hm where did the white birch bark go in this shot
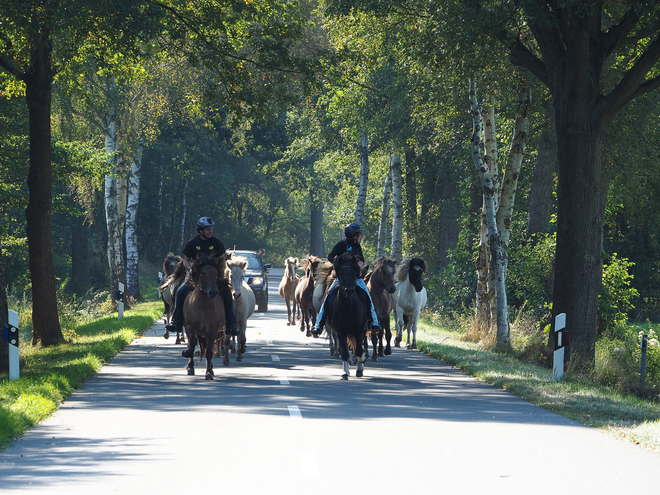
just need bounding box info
[125,144,143,299]
[483,106,498,327]
[178,180,189,252]
[355,134,369,227]
[390,154,403,262]
[104,105,125,302]
[470,80,509,348]
[377,159,393,257]
[497,80,531,251]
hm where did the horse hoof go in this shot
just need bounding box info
[164,331,170,339]
[175,337,181,344]
[341,374,348,380]
[287,322,291,326]
[356,370,364,378]
[411,343,417,350]
[187,369,195,376]
[384,347,391,356]
[237,355,243,362]
[205,374,214,380]
[371,355,378,362]
[182,349,194,358]
[394,342,401,348]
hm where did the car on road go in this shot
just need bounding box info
[229,250,272,312]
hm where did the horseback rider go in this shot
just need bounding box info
[165,217,239,337]
[311,223,381,337]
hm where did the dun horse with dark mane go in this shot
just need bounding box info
[324,253,371,380]
[365,256,397,359]
[181,253,229,379]
[158,253,186,344]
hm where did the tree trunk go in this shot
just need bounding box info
[404,148,418,253]
[470,80,510,348]
[377,159,392,257]
[178,180,189,253]
[310,198,325,256]
[437,168,461,271]
[25,40,62,346]
[552,103,608,367]
[125,145,143,300]
[0,258,8,368]
[527,112,557,237]
[70,216,90,294]
[355,134,369,227]
[390,154,403,262]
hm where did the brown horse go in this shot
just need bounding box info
[365,256,397,360]
[295,255,322,336]
[181,253,228,380]
[278,257,300,326]
[158,253,186,344]
[313,260,338,357]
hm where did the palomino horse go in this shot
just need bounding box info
[158,253,186,344]
[393,257,428,350]
[278,257,299,326]
[365,256,397,359]
[225,254,256,363]
[182,253,228,379]
[295,255,322,336]
[324,253,371,380]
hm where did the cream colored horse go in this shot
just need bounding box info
[225,255,256,362]
[278,257,300,326]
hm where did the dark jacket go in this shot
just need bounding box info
[327,237,363,263]
[183,236,226,261]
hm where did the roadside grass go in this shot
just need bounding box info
[0,301,162,449]
[415,319,660,453]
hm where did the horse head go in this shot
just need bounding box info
[191,253,223,299]
[227,256,248,300]
[372,256,397,294]
[399,257,427,293]
[285,257,299,280]
[333,253,361,294]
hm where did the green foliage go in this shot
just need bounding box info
[598,254,639,333]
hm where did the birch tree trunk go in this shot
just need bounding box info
[178,180,189,253]
[104,106,125,304]
[377,159,393,257]
[470,80,510,348]
[355,134,369,227]
[390,154,403,262]
[125,144,143,300]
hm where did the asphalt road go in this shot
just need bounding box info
[0,267,659,494]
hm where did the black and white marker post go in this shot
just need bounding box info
[117,282,125,319]
[5,310,19,380]
[553,312,567,381]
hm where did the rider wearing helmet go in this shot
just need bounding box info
[165,217,239,338]
[310,223,381,337]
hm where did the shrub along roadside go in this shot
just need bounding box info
[0,302,161,449]
[415,320,660,453]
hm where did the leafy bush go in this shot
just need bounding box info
[598,254,639,333]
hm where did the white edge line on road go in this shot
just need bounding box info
[279,376,290,385]
[271,355,281,362]
[288,405,302,420]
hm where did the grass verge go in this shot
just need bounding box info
[415,320,660,453]
[0,301,161,449]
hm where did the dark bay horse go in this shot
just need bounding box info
[325,253,371,380]
[158,253,186,344]
[365,256,397,359]
[182,253,228,380]
[295,255,322,336]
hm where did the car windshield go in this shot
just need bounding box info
[236,253,261,270]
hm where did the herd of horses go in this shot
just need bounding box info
[158,251,427,381]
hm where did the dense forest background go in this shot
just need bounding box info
[2,1,660,373]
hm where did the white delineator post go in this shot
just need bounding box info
[7,310,19,381]
[118,282,125,319]
[553,313,567,381]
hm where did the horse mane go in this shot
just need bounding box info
[162,253,181,273]
[301,254,323,270]
[226,255,248,273]
[159,257,187,290]
[395,257,427,282]
[365,256,393,283]
[314,259,334,285]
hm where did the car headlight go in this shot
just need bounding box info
[246,276,264,287]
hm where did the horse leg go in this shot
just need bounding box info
[185,357,195,375]
[285,300,292,326]
[384,320,392,356]
[356,361,364,378]
[394,308,403,347]
[182,334,197,360]
[339,338,351,380]
[236,328,246,362]
[411,316,419,350]
[205,340,214,380]
[370,331,378,362]
[223,334,231,366]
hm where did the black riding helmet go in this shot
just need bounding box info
[197,217,215,232]
[344,223,362,238]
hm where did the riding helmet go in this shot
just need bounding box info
[196,217,215,231]
[344,223,362,238]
